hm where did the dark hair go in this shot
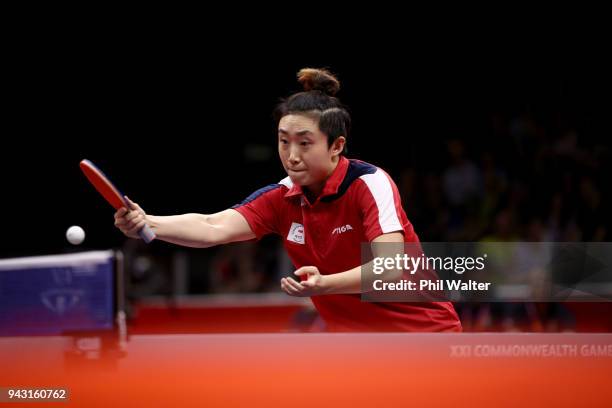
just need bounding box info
[274,68,351,154]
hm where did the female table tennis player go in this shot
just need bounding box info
[115,68,461,332]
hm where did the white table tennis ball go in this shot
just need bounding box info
[66,225,86,245]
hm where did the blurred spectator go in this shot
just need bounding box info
[443,139,482,207]
[208,241,265,293]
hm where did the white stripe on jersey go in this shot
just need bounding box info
[279,176,293,189]
[360,169,403,233]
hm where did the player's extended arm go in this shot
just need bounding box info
[115,197,255,248]
[281,232,405,296]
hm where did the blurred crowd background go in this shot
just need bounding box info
[3,44,609,332]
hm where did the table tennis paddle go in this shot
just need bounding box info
[80,159,156,243]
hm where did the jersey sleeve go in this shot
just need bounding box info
[231,184,283,239]
[355,169,406,242]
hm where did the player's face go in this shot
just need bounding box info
[278,114,344,195]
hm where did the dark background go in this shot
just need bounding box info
[2,34,609,257]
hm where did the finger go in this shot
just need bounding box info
[115,214,130,227]
[115,208,128,219]
[294,266,316,277]
[126,215,144,231]
[301,279,314,288]
[280,279,292,295]
[285,277,305,292]
[280,278,298,295]
[127,219,146,236]
[294,267,308,277]
[125,196,142,212]
[127,217,145,231]
[125,211,140,222]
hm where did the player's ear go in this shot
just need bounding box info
[331,136,346,156]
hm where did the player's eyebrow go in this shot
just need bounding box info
[278,129,313,137]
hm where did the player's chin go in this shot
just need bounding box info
[287,170,310,184]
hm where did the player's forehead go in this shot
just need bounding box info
[278,114,320,135]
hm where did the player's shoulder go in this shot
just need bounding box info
[322,159,390,202]
[345,159,396,190]
[339,159,378,187]
[232,177,292,209]
[342,159,400,200]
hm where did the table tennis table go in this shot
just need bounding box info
[1,332,611,407]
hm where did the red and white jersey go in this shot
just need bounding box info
[233,156,461,332]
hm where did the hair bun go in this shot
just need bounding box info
[297,68,340,96]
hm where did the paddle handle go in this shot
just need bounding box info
[138,224,156,243]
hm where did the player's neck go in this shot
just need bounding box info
[303,186,320,204]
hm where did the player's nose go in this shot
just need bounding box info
[288,146,301,164]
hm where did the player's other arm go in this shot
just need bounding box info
[114,197,255,248]
[281,232,404,296]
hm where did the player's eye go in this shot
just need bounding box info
[300,141,310,147]
[279,139,288,145]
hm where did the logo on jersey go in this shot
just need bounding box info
[287,222,305,244]
[332,224,353,235]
